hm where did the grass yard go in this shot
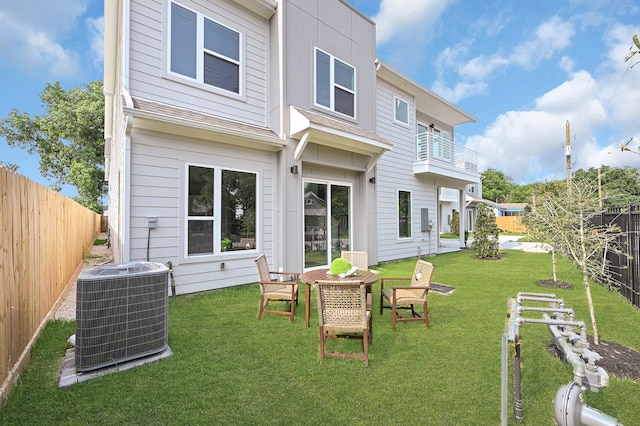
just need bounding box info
[1,250,639,425]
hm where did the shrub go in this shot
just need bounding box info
[471,203,500,259]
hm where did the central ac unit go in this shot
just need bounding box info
[75,262,169,372]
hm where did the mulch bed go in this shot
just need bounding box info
[548,337,640,381]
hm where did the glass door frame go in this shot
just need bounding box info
[302,178,353,270]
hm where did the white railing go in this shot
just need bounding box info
[416,132,478,173]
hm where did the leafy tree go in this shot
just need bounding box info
[523,178,626,345]
[0,81,105,213]
[471,203,500,259]
[0,161,19,172]
[574,166,640,207]
[481,168,515,203]
[451,209,460,235]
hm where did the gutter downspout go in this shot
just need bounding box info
[122,0,133,262]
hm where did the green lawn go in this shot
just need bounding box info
[2,250,639,425]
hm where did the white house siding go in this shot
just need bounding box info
[128,0,270,127]
[374,80,438,262]
[126,128,277,294]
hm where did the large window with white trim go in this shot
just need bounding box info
[314,48,356,118]
[398,190,412,239]
[170,2,242,94]
[187,165,256,256]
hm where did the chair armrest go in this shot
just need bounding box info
[259,280,298,286]
[390,285,429,290]
[380,278,411,290]
[269,271,300,282]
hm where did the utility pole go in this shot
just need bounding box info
[565,121,572,192]
[565,121,572,181]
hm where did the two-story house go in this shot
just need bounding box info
[104,0,478,294]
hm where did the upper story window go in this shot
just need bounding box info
[394,97,409,125]
[314,48,355,118]
[170,2,242,94]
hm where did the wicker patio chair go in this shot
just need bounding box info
[254,254,299,322]
[379,259,433,330]
[315,280,371,366]
[341,251,369,270]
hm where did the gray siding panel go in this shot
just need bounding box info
[127,127,276,294]
[128,0,269,127]
[375,80,438,262]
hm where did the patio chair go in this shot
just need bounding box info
[316,280,371,366]
[380,259,433,330]
[254,254,299,322]
[341,251,369,270]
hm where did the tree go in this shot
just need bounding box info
[451,209,460,235]
[481,168,515,203]
[0,162,19,172]
[523,178,626,345]
[574,166,640,207]
[471,203,500,259]
[0,81,105,213]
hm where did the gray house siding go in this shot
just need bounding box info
[375,81,438,262]
[128,0,270,127]
[105,0,475,295]
[126,128,277,294]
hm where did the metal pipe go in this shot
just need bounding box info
[513,336,523,422]
[516,305,575,321]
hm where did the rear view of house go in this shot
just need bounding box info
[104,0,478,294]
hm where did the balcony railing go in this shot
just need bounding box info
[416,132,478,173]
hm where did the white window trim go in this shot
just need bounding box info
[397,189,412,240]
[167,1,244,98]
[183,163,259,260]
[313,47,356,119]
[394,96,409,125]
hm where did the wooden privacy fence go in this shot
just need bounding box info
[0,167,101,402]
[496,216,526,233]
[597,205,640,309]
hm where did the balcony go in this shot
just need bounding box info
[413,132,479,183]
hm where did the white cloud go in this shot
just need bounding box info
[87,16,104,67]
[0,0,91,80]
[464,28,640,185]
[372,0,452,45]
[458,16,575,81]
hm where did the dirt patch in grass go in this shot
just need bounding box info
[537,279,573,290]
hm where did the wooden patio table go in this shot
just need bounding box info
[301,268,379,328]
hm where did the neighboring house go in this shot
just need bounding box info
[439,182,483,233]
[484,201,527,217]
[103,0,478,294]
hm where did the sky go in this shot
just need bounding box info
[2,0,640,197]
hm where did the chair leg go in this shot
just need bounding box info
[319,326,325,362]
[424,301,430,328]
[379,293,384,315]
[290,297,295,322]
[363,328,369,367]
[391,302,397,331]
[258,295,265,320]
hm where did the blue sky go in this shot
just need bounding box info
[2,0,640,197]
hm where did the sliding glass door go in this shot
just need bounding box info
[303,180,351,269]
